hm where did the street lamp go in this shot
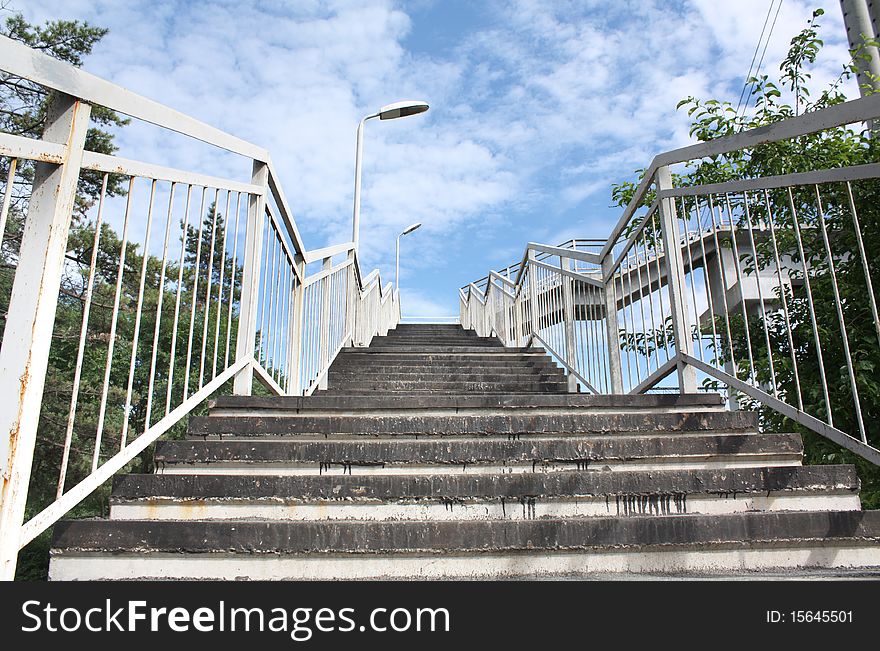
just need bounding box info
[396,222,422,292]
[352,100,429,254]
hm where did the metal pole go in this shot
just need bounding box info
[352,113,378,254]
[396,233,401,291]
[318,256,332,390]
[233,161,269,395]
[0,93,91,580]
[527,250,540,338]
[841,0,880,96]
[869,0,880,36]
[656,165,698,393]
[560,257,578,392]
[345,251,357,346]
[601,255,624,394]
[290,257,306,393]
[352,118,365,253]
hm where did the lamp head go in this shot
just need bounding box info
[378,100,429,120]
[402,222,422,236]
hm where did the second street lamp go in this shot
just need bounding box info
[351,100,429,255]
[396,222,422,293]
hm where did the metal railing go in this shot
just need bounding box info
[464,93,880,468]
[0,36,398,578]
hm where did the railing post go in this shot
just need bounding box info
[656,165,697,393]
[318,256,332,390]
[484,290,490,336]
[484,286,491,336]
[513,285,525,346]
[345,252,356,346]
[602,255,624,394]
[233,161,269,396]
[459,295,466,330]
[502,285,511,345]
[527,250,540,338]
[560,257,578,392]
[289,257,306,394]
[0,93,90,580]
[515,288,525,346]
[354,285,365,346]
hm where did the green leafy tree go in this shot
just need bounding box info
[611,9,880,507]
[1,12,248,579]
[0,11,132,579]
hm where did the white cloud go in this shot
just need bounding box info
[14,0,863,313]
[398,289,457,318]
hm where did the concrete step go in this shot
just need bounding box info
[395,323,464,332]
[328,370,566,381]
[155,432,803,474]
[369,339,503,347]
[318,381,569,394]
[327,368,566,380]
[334,353,549,364]
[330,359,562,370]
[390,334,477,338]
[318,389,571,395]
[341,346,542,354]
[330,363,561,375]
[367,343,504,350]
[108,465,859,522]
[49,510,880,580]
[206,393,727,415]
[325,378,567,391]
[374,330,488,341]
[326,372,566,381]
[187,410,758,438]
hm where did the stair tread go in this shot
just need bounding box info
[156,433,803,464]
[49,318,880,580]
[51,510,880,553]
[112,465,857,500]
[340,346,541,353]
[188,411,758,436]
[209,393,726,411]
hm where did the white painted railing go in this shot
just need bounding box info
[0,36,398,578]
[464,94,880,469]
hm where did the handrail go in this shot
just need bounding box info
[79,150,266,194]
[659,162,880,198]
[462,238,605,291]
[527,242,603,265]
[0,34,313,271]
[599,93,880,259]
[304,241,356,264]
[462,92,880,470]
[0,35,269,161]
[0,36,400,577]
[266,161,308,257]
[489,270,516,288]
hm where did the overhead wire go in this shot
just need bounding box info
[734,0,777,117]
[738,0,785,125]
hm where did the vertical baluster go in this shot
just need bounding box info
[184,187,208,400]
[198,190,220,390]
[58,174,108,497]
[166,184,194,415]
[121,179,158,448]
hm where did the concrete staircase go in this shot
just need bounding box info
[49,324,880,579]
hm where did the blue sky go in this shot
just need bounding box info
[17,0,857,317]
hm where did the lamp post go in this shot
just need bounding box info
[352,100,429,254]
[396,222,422,292]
